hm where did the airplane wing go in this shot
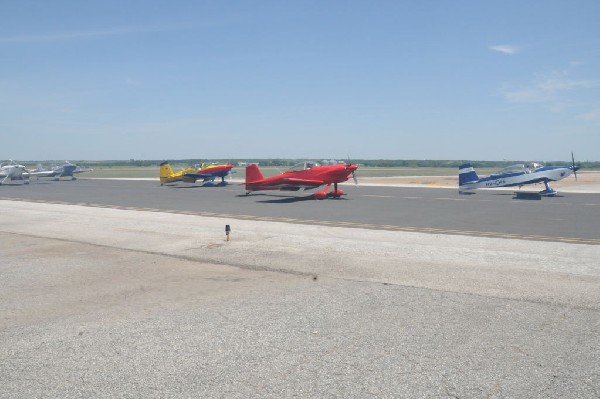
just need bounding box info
[183,172,217,179]
[25,170,56,178]
[72,167,93,174]
[283,178,325,185]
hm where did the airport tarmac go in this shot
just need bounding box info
[1,178,600,243]
[1,179,599,397]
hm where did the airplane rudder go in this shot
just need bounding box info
[458,163,479,186]
[159,161,174,178]
[245,163,264,182]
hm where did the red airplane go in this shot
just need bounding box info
[245,161,359,199]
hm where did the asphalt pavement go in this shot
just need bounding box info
[1,181,599,398]
[1,178,599,243]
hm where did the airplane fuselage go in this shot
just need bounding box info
[460,166,576,190]
[56,164,78,177]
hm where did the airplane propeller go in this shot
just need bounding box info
[345,156,358,186]
[571,151,578,181]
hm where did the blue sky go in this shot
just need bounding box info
[1,1,599,161]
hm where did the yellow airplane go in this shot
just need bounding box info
[159,162,198,185]
[159,161,234,186]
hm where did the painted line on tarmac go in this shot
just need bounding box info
[2,197,599,245]
[434,197,465,201]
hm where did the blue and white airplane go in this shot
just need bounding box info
[31,161,93,181]
[459,155,580,196]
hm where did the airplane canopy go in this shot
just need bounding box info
[286,162,319,172]
[492,164,526,175]
[528,162,543,171]
[493,162,544,175]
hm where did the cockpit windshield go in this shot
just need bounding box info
[492,164,526,175]
[286,162,319,172]
[492,162,544,175]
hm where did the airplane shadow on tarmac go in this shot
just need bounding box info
[511,192,566,200]
[164,184,226,189]
[487,192,544,200]
[236,193,349,204]
[460,190,565,200]
[490,191,566,200]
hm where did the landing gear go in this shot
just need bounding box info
[539,181,557,197]
[313,183,345,199]
[330,182,344,198]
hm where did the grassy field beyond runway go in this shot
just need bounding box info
[86,165,499,179]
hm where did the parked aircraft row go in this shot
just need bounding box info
[3,155,581,200]
[160,160,360,199]
[0,160,92,185]
[160,155,579,199]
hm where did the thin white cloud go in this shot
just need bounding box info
[578,108,600,121]
[490,44,520,55]
[0,26,170,44]
[501,71,600,105]
[501,87,554,103]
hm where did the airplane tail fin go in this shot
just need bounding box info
[159,161,174,182]
[458,163,479,186]
[245,164,264,183]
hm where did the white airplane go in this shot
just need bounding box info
[30,161,93,181]
[458,153,579,197]
[459,154,580,196]
[0,160,30,185]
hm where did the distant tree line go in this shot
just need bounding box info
[27,159,600,169]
